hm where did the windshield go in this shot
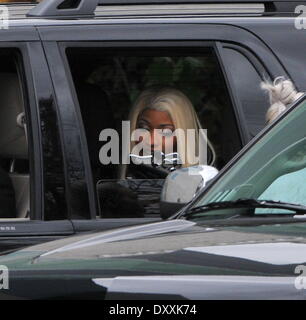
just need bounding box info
[186,96,306,218]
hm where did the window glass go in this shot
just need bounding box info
[222,48,270,139]
[66,46,241,219]
[255,166,306,214]
[0,50,30,219]
[39,96,67,220]
[192,97,306,217]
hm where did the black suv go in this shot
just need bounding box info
[0,0,305,253]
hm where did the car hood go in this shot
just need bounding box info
[3,218,306,266]
[1,219,306,299]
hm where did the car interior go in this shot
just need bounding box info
[67,47,242,219]
[0,54,30,219]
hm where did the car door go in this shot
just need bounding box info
[37,21,288,232]
[0,26,74,254]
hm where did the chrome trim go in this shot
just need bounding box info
[0,3,265,19]
[94,3,265,17]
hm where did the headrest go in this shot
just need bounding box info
[0,73,28,159]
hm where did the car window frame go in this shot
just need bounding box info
[0,41,42,222]
[37,21,288,227]
[216,41,277,143]
[40,21,289,148]
[57,39,242,221]
[0,38,74,241]
[42,41,98,220]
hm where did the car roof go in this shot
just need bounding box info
[1,0,303,28]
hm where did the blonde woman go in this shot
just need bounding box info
[120,87,217,178]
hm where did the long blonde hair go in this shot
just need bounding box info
[120,87,215,178]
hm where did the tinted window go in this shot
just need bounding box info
[222,48,270,139]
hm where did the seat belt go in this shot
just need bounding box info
[10,112,27,173]
[16,112,27,144]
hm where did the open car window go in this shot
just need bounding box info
[66,45,243,219]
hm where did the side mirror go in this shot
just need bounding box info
[160,165,218,219]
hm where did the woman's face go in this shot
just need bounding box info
[136,109,177,154]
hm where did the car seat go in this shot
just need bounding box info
[0,73,29,218]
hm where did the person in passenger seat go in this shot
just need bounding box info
[120,87,217,179]
[97,87,218,218]
[0,166,17,218]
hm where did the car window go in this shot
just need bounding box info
[255,166,306,214]
[192,96,306,216]
[222,47,270,139]
[66,45,242,219]
[0,49,31,220]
